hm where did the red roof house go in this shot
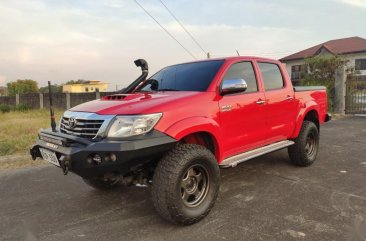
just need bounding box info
[280,36,366,82]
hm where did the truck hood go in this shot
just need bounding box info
[70,92,203,115]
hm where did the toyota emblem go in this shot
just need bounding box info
[68,117,77,129]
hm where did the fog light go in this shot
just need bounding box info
[87,157,92,164]
[110,153,117,162]
[92,154,102,164]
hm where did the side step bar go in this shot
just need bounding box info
[220,140,295,168]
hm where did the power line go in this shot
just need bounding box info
[133,0,197,60]
[158,0,207,56]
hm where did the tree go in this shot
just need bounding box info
[39,84,63,93]
[7,79,39,96]
[300,55,350,111]
[65,79,89,85]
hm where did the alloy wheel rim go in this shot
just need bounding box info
[305,132,316,156]
[180,164,209,207]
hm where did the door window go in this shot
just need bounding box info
[223,62,258,93]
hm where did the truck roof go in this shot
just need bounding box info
[171,56,280,66]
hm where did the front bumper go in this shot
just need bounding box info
[30,129,177,178]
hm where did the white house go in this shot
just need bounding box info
[279,36,366,83]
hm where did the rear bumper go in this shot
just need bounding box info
[325,113,332,122]
[30,129,177,178]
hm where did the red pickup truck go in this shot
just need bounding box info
[31,56,331,225]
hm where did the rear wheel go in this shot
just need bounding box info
[152,144,220,225]
[288,120,319,166]
[82,177,119,191]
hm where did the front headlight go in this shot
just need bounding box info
[107,113,162,138]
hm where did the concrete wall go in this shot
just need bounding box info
[0,96,16,106]
[19,93,40,109]
[70,93,96,107]
[0,92,117,110]
[43,93,67,109]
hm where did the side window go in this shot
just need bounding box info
[258,62,284,90]
[222,62,258,93]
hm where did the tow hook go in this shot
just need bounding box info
[63,162,69,175]
[60,156,70,175]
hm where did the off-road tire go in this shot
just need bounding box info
[288,120,319,166]
[82,177,119,191]
[152,144,220,225]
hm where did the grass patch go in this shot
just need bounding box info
[0,155,46,169]
[0,104,32,113]
[0,109,63,156]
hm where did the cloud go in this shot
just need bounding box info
[0,0,365,89]
[339,0,366,9]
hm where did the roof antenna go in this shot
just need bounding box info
[48,81,57,132]
[236,50,240,56]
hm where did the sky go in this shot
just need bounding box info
[0,0,365,90]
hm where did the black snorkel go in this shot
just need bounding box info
[120,59,148,94]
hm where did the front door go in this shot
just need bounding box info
[219,61,266,158]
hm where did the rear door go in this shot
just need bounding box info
[256,62,296,143]
[218,61,266,158]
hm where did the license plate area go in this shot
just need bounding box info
[40,148,60,167]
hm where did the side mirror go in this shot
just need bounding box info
[221,79,247,95]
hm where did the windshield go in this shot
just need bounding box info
[139,60,224,92]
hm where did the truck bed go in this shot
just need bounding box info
[293,86,326,92]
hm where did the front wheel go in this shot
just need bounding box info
[152,144,220,225]
[288,120,319,166]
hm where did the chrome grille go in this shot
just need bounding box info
[60,117,104,138]
[59,111,116,139]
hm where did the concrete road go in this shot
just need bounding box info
[1,117,366,241]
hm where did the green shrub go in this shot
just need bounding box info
[0,104,11,113]
[15,104,31,112]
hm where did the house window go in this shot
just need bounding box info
[91,87,94,91]
[355,59,366,71]
[85,87,89,92]
[291,65,302,81]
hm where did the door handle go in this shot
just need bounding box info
[255,99,265,105]
[285,95,294,101]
